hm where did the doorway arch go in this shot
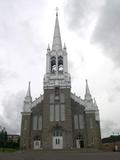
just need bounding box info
[52,126,63,149]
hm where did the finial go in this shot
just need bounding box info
[47,44,50,51]
[94,98,97,106]
[64,43,67,50]
[55,7,59,16]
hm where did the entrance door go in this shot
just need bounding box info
[80,140,84,148]
[76,139,80,148]
[33,140,41,149]
[76,139,84,148]
[52,128,63,149]
[53,136,63,149]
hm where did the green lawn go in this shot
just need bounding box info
[0,148,17,152]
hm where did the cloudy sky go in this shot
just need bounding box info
[0,0,120,138]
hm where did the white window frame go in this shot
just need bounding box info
[79,114,84,129]
[74,115,79,129]
[38,115,42,130]
[33,115,37,130]
[61,104,65,121]
[55,104,60,121]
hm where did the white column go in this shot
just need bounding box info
[63,53,68,73]
[46,53,50,73]
[56,53,58,75]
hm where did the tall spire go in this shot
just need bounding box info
[26,81,31,98]
[52,9,62,51]
[85,80,92,101]
[23,82,32,112]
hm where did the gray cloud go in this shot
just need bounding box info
[0,0,46,70]
[108,84,120,103]
[0,116,6,129]
[0,68,17,85]
[65,0,104,31]
[2,91,25,134]
[0,0,47,134]
[92,0,120,66]
[101,120,120,137]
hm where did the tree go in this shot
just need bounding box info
[0,127,7,151]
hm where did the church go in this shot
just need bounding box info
[20,11,101,150]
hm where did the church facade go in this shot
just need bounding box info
[20,12,101,150]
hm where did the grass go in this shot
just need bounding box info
[0,148,18,152]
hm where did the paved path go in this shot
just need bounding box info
[0,151,120,160]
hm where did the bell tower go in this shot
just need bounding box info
[44,11,71,89]
[43,11,73,149]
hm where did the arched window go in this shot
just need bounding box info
[53,128,62,137]
[58,56,63,73]
[51,56,56,73]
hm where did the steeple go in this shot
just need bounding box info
[26,81,31,98]
[85,80,92,101]
[52,10,62,51]
[44,10,71,89]
[93,98,100,121]
[23,82,32,112]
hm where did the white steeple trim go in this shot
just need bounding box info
[93,98,100,121]
[85,80,92,100]
[71,93,85,106]
[44,73,71,89]
[63,51,68,73]
[44,11,70,89]
[23,82,32,112]
[84,100,95,112]
[26,81,31,98]
[46,52,50,74]
[32,95,44,108]
[85,97,100,121]
[84,80,98,113]
[84,80,99,112]
[52,11,62,51]
[93,98,98,109]
[71,93,99,114]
